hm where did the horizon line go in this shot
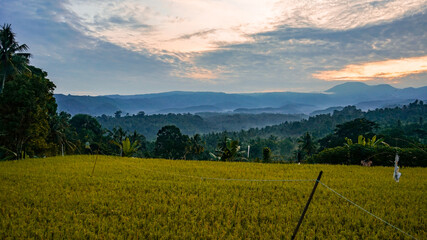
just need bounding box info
[53,82,426,97]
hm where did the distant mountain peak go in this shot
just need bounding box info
[325,82,368,93]
[325,82,395,94]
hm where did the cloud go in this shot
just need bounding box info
[64,0,281,53]
[173,29,218,41]
[313,56,427,81]
[63,0,427,54]
[171,66,229,84]
[277,0,427,30]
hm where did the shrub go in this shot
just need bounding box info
[262,147,272,163]
[308,145,426,167]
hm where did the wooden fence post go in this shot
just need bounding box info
[291,171,323,240]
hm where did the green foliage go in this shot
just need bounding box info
[93,103,425,162]
[298,132,317,157]
[210,137,246,161]
[112,137,140,157]
[245,137,295,161]
[309,145,427,167]
[0,26,57,159]
[0,156,425,239]
[69,114,104,153]
[114,110,122,118]
[212,106,365,141]
[0,66,56,159]
[379,122,427,147]
[262,147,272,163]
[98,112,302,140]
[184,134,205,160]
[109,126,127,143]
[319,118,378,149]
[204,103,425,153]
[365,100,426,126]
[154,125,189,159]
[69,114,103,142]
[47,111,76,156]
[104,128,147,157]
[345,135,388,147]
[0,24,31,94]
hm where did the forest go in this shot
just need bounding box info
[97,112,305,140]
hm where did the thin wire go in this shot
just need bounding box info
[137,165,316,182]
[199,177,316,182]
[137,165,418,239]
[391,137,426,153]
[319,181,418,240]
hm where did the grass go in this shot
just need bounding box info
[0,155,425,239]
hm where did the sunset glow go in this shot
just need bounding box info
[313,56,427,81]
[172,66,220,83]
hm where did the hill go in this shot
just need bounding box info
[0,156,425,239]
[97,113,305,140]
[95,101,426,142]
[55,82,427,116]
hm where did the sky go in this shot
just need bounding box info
[1,0,426,95]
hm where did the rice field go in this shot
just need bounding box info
[0,155,425,239]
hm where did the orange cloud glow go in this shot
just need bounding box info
[171,66,228,83]
[313,56,427,81]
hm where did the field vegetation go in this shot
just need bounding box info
[0,156,425,239]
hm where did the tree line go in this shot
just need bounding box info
[97,111,304,140]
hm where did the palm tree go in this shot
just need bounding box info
[109,127,127,143]
[210,137,246,161]
[50,112,76,156]
[184,134,204,160]
[112,137,140,157]
[0,24,31,93]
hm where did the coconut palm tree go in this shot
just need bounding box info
[184,134,204,160]
[50,112,76,156]
[0,24,31,93]
[210,137,246,161]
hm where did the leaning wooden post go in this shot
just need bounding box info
[291,171,323,240]
[91,154,98,177]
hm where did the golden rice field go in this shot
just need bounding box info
[0,155,425,239]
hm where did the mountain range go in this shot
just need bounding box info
[55,82,427,116]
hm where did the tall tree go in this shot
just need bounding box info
[184,134,205,160]
[48,111,75,156]
[319,118,378,149]
[69,114,104,153]
[298,132,316,157]
[0,24,31,94]
[109,127,127,143]
[154,125,189,159]
[0,66,56,159]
